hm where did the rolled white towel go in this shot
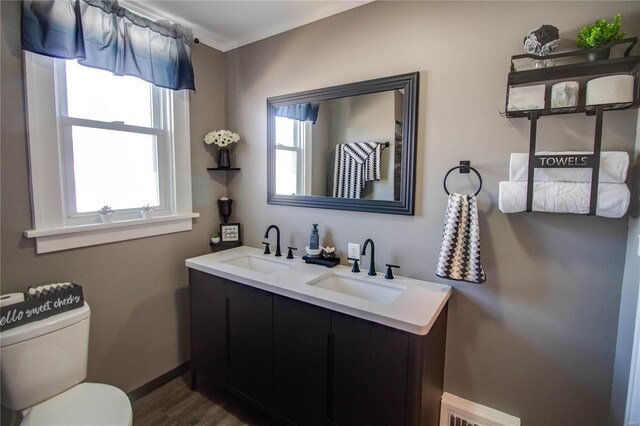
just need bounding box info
[509,151,629,183]
[498,181,630,218]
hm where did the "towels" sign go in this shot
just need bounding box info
[534,154,595,168]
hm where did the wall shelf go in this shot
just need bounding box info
[504,42,639,215]
[207,167,241,171]
[209,241,242,253]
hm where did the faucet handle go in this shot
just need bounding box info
[287,247,297,259]
[385,264,399,279]
[349,258,360,273]
[262,242,271,255]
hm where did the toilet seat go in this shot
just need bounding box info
[21,382,132,426]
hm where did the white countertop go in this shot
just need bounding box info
[186,246,451,335]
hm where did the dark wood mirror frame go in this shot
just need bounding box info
[267,72,419,215]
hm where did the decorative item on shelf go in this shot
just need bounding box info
[322,246,336,259]
[586,75,634,106]
[217,197,233,223]
[98,205,114,223]
[218,147,231,168]
[305,246,323,258]
[551,81,579,109]
[507,84,546,111]
[523,24,561,68]
[204,129,240,169]
[220,223,241,242]
[140,204,153,219]
[577,13,624,61]
[210,231,220,244]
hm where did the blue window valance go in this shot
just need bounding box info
[275,102,320,124]
[22,0,195,91]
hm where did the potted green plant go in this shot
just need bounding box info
[576,13,625,61]
[98,205,114,223]
[140,204,153,219]
[211,231,221,244]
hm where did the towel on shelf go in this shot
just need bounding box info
[509,151,629,183]
[498,181,630,218]
[333,142,382,198]
[436,193,486,284]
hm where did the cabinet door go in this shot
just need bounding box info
[331,312,409,426]
[273,295,331,425]
[189,269,228,384]
[228,283,273,406]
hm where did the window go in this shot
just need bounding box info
[274,116,311,195]
[59,60,165,220]
[23,52,197,253]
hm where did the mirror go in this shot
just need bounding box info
[267,72,418,215]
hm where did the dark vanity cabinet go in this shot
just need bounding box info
[189,269,227,383]
[331,311,410,425]
[189,269,448,426]
[189,269,273,406]
[273,295,331,425]
[227,282,273,406]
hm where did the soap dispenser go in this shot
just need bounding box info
[309,224,320,250]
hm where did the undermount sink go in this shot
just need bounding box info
[306,272,406,304]
[223,255,291,274]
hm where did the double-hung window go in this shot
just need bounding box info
[24,52,197,253]
[274,116,311,195]
[58,60,167,222]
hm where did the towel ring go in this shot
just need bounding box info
[443,165,483,196]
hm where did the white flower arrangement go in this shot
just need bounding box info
[204,130,240,148]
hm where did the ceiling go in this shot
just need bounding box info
[124,1,373,52]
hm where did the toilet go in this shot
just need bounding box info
[0,303,132,425]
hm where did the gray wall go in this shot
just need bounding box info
[224,2,640,425]
[0,0,227,393]
[320,93,396,199]
[609,113,640,425]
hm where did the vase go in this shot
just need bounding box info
[217,199,233,223]
[218,147,231,168]
[99,213,114,223]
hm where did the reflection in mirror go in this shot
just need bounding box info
[267,73,418,215]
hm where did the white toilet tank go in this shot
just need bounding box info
[0,303,91,411]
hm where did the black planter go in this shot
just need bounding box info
[217,199,233,223]
[218,147,231,168]
[586,46,610,62]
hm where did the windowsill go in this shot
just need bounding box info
[24,213,200,253]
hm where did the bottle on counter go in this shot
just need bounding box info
[309,224,319,250]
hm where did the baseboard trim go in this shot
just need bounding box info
[127,361,190,402]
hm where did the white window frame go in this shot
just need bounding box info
[55,60,170,223]
[23,52,198,253]
[275,118,312,195]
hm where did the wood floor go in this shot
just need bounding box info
[132,374,275,426]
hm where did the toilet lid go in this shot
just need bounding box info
[21,382,132,426]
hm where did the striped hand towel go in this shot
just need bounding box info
[332,142,382,198]
[436,193,486,284]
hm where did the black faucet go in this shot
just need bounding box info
[264,225,282,257]
[361,239,376,276]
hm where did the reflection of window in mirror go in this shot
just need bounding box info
[275,116,312,195]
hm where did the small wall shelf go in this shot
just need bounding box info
[210,241,242,253]
[504,39,639,215]
[207,167,241,171]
